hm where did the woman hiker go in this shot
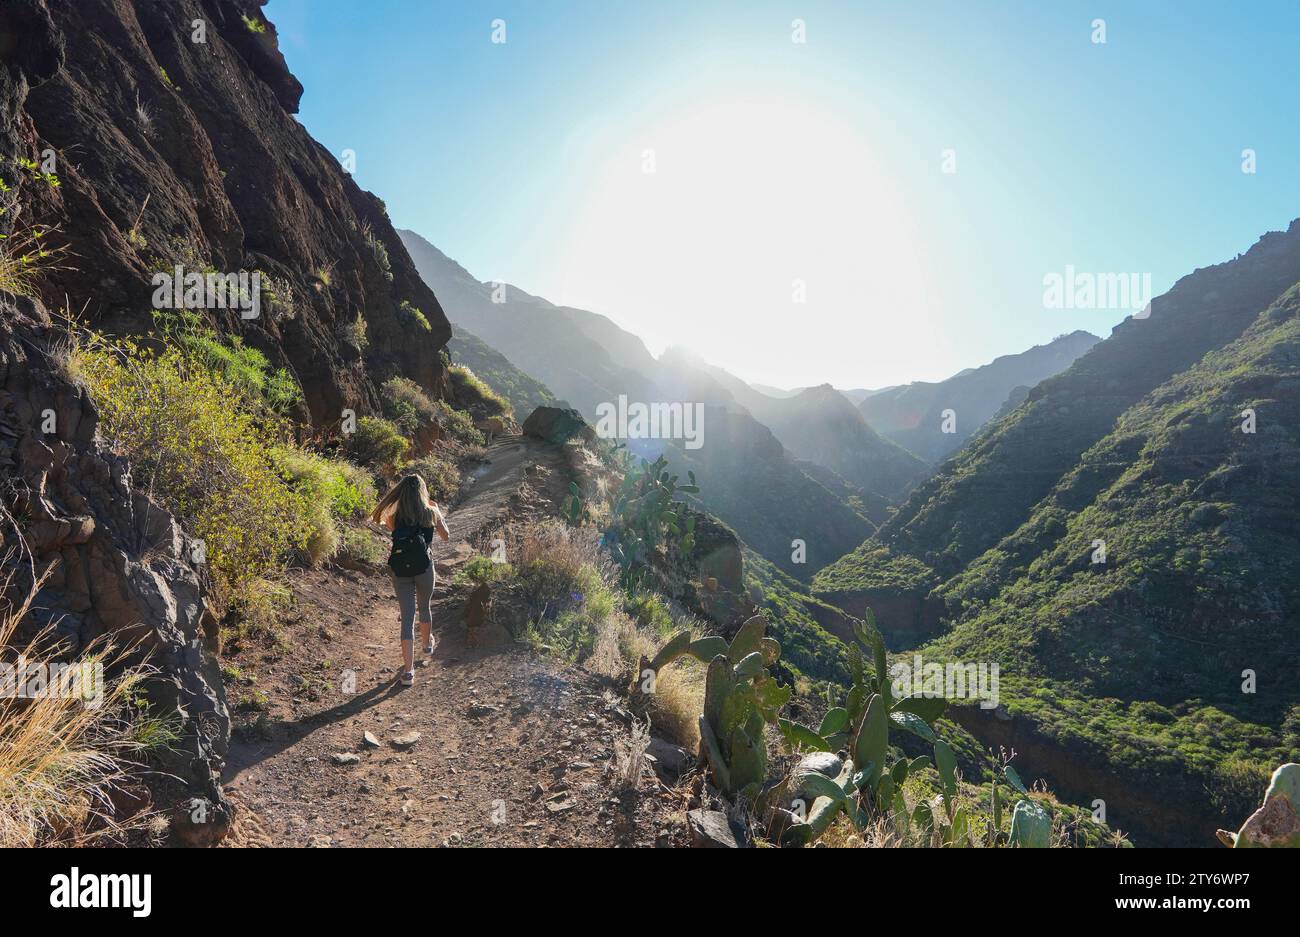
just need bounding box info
[370,474,451,686]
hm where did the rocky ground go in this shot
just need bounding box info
[219,436,692,847]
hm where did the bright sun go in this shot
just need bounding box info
[551,91,945,389]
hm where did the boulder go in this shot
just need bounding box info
[788,752,845,814]
[646,737,692,779]
[687,809,744,848]
[170,796,234,849]
[1223,763,1300,848]
[522,406,597,447]
[690,510,744,594]
[797,751,844,781]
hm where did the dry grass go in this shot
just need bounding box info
[509,520,705,749]
[134,92,153,136]
[224,575,293,646]
[0,224,66,298]
[588,615,632,678]
[589,610,703,750]
[818,814,910,848]
[645,660,703,750]
[513,519,606,577]
[0,564,164,846]
[611,717,651,792]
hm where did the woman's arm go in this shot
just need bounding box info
[431,503,451,541]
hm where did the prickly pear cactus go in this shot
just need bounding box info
[1218,763,1300,848]
[1009,798,1052,848]
[648,615,788,801]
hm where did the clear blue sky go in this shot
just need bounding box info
[265,0,1300,388]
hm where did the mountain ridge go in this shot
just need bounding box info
[858,330,1101,463]
[813,218,1300,843]
[397,227,876,579]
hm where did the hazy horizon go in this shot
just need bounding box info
[267,0,1300,387]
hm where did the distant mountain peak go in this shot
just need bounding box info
[858,330,1102,462]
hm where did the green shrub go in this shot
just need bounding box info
[156,312,302,414]
[454,555,513,587]
[361,223,392,280]
[624,590,675,638]
[338,527,388,567]
[450,364,512,418]
[398,299,430,331]
[273,449,378,564]
[404,453,461,502]
[0,223,65,298]
[345,416,409,468]
[333,461,378,518]
[253,270,297,323]
[341,314,368,350]
[523,562,617,661]
[435,400,484,446]
[73,335,311,596]
[811,543,939,597]
[508,525,620,660]
[381,376,437,435]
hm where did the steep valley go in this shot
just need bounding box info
[816,226,1300,844]
[2,0,1295,856]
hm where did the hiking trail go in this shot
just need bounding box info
[221,435,688,847]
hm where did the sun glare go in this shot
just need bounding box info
[552,91,945,388]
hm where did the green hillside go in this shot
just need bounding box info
[447,327,557,418]
[934,288,1300,842]
[812,222,1300,843]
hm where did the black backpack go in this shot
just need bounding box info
[388,525,431,577]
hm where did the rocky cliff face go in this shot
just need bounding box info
[1,293,231,841]
[2,0,451,425]
[0,0,455,842]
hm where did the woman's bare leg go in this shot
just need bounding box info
[419,619,432,652]
[401,638,414,675]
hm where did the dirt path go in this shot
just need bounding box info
[220,436,689,847]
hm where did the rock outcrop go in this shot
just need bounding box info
[522,406,598,447]
[0,0,459,844]
[1221,763,1300,849]
[0,293,230,838]
[2,0,452,427]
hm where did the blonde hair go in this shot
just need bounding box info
[372,474,436,528]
